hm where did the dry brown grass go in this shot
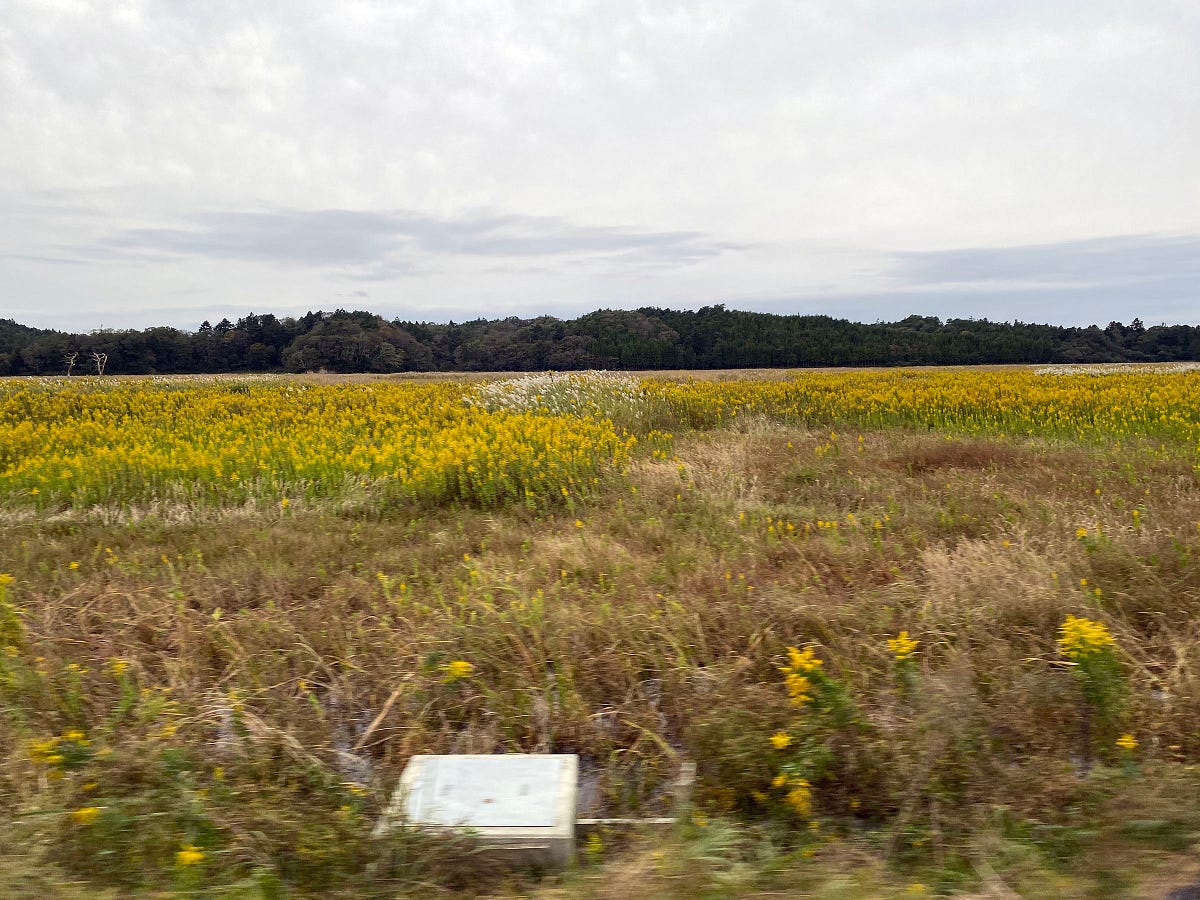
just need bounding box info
[3,418,1200,895]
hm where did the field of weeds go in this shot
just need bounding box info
[2,368,1200,898]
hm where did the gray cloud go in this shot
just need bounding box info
[102,210,403,266]
[892,234,1200,289]
[80,208,734,273]
[737,283,1197,328]
[729,233,1200,327]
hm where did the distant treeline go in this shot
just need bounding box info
[3,307,1200,376]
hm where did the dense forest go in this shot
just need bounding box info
[3,307,1199,375]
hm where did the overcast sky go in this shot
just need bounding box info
[2,0,1198,332]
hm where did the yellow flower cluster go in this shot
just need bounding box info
[71,806,102,825]
[779,646,823,708]
[887,631,920,661]
[783,778,812,817]
[768,772,813,816]
[29,737,65,767]
[1057,615,1115,660]
[443,660,474,681]
[175,844,205,866]
[0,381,634,510]
[29,729,91,776]
[1116,733,1138,751]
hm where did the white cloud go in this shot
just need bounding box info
[1,0,1198,329]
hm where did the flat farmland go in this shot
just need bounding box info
[2,367,1200,897]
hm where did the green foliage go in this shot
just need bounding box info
[0,575,21,653]
[5,307,1200,375]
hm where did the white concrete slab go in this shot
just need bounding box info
[379,753,578,867]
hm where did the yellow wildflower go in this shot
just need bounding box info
[785,780,812,817]
[784,672,813,707]
[769,731,792,750]
[772,773,790,789]
[782,646,823,674]
[68,561,80,570]
[1116,733,1138,751]
[175,844,205,866]
[779,645,822,705]
[443,659,474,681]
[887,630,920,661]
[29,736,61,762]
[71,806,101,825]
[1057,615,1115,660]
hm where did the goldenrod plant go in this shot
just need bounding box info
[888,630,921,697]
[761,646,858,824]
[1058,615,1125,770]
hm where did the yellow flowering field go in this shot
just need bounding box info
[0,379,634,509]
[3,367,1199,511]
[647,368,1200,444]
